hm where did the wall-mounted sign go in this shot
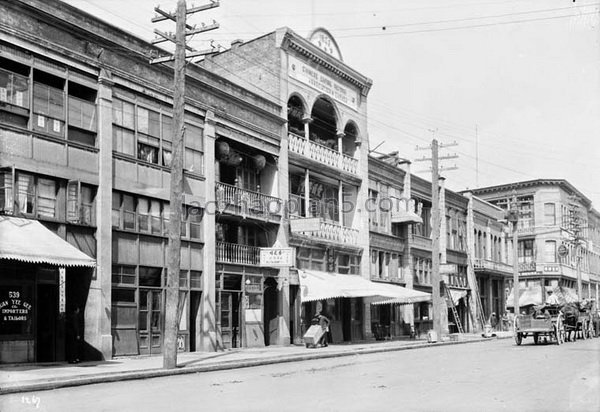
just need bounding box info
[439,264,458,275]
[557,243,568,258]
[290,217,322,233]
[288,55,359,111]
[260,247,295,267]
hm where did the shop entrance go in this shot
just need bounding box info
[219,291,240,349]
[36,284,57,362]
[139,289,162,355]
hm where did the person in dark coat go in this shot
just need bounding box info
[67,306,83,363]
[316,311,330,347]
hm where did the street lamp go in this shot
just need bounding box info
[506,195,520,316]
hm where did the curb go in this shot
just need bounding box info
[0,336,506,395]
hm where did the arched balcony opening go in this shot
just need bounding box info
[342,122,359,158]
[287,95,305,137]
[310,97,338,149]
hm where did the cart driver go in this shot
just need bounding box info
[545,289,560,306]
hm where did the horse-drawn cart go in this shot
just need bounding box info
[514,305,565,345]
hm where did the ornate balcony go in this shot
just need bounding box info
[290,217,359,246]
[288,133,359,176]
[215,182,282,222]
[473,258,513,275]
[216,241,261,265]
[518,261,537,273]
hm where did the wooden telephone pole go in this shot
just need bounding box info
[151,0,219,370]
[415,136,458,340]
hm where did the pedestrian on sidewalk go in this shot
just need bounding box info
[67,306,83,364]
[315,311,330,347]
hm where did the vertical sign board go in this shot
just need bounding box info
[59,267,66,314]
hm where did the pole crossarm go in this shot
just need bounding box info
[186,22,220,36]
[152,29,197,51]
[153,7,194,29]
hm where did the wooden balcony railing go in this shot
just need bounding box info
[288,133,359,176]
[408,234,433,251]
[216,241,261,265]
[216,182,282,220]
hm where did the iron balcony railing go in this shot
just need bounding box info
[216,182,282,220]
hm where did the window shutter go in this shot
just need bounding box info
[66,180,81,223]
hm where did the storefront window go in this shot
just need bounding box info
[0,285,34,336]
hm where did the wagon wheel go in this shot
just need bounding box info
[533,333,539,345]
[515,332,522,346]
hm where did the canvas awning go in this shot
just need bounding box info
[298,270,431,304]
[446,288,468,307]
[506,285,580,308]
[0,216,96,267]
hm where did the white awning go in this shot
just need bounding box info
[298,270,431,304]
[446,288,468,307]
[391,209,423,224]
[0,216,96,267]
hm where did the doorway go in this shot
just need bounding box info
[263,277,278,346]
[219,291,240,349]
[189,291,202,351]
[36,284,57,362]
[139,289,162,355]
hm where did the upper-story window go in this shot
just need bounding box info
[0,57,30,121]
[111,191,202,241]
[544,203,556,226]
[0,56,97,146]
[517,196,534,229]
[112,95,204,174]
[0,169,95,224]
[544,240,556,263]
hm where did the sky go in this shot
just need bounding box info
[62,0,600,206]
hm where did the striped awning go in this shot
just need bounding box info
[298,270,431,304]
[0,216,96,267]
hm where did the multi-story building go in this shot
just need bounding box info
[0,0,287,362]
[367,154,423,339]
[201,28,434,344]
[464,192,513,329]
[470,179,600,306]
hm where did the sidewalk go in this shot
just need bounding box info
[0,332,511,395]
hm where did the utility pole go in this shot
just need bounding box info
[568,196,585,300]
[415,136,458,340]
[151,0,219,370]
[506,193,520,316]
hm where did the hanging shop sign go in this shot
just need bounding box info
[290,217,322,233]
[259,247,295,267]
[288,55,359,111]
[59,267,66,314]
[558,243,568,258]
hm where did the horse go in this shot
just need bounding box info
[562,303,580,341]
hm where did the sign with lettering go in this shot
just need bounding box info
[288,55,359,111]
[290,217,322,233]
[308,28,343,61]
[59,267,66,314]
[260,247,295,267]
[0,291,32,322]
